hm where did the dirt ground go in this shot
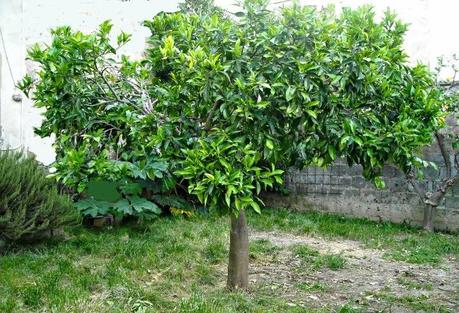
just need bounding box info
[247,230,459,312]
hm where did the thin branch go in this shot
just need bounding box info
[94,60,122,102]
[75,120,120,138]
[435,132,452,178]
[205,101,219,129]
[425,174,459,206]
[406,171,425,202]
[87,77,110,99]
[455,152,459,170]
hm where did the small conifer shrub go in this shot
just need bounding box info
[0,151,78,243]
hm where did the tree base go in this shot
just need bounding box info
[227,210,249,291]
[423,205,435,232]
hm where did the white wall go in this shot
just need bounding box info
[1,0,459,164]
[0,0,179,164]
[0,0,25,153]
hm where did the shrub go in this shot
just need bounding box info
[0,151,78,243]
[17,22,191,219]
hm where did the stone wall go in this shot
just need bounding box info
[264,122,459,231]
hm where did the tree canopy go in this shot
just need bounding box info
[19,0,445,289]
[141,0,443,214]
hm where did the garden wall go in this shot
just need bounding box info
[264,116,459,231]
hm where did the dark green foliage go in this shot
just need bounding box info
[75,180,161,220]
[18,1,443,218]
[0,151,77,242]
[142,0,443,214]
[17,21,195,219]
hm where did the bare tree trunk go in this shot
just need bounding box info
[227,210,249,291]
[423,205,435,232]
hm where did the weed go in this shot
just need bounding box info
[293,245,346,270]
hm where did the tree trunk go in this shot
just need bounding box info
[227,210,249,291]
[423,205,435,232]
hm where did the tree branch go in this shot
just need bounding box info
[435,132,452,178]
[425,174,459,206]
[406,171,426,202]
[205,101,219,129]
[94,60,122,102]
[455,152,459,170]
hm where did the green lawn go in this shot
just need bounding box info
[0,208,457,313]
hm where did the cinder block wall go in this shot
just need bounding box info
[264,117,459,231]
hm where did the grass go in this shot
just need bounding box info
[366,291,452,313]
[295,282,327,292]
[248,208,459,264]
[293,245,346,270]
[250,239,281,261]
[0,208,457,312]
[397,277,433,291]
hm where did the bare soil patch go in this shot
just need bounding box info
[249,230,459,312]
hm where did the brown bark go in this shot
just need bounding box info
[227,210,249,291]
[435,132,452,178]
[408,170,459,232]
[422,205,435,232]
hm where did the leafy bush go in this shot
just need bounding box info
[17,23,188,219]
[0,151,77,242]
[75,180,161,221]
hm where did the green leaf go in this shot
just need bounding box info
[286,86,296,101]
[306,110,317,119]
[234,38,241,57]
[128,196,161,214]
[75,199,112,217]
[99,20,113,36]
[353,136,363,146]
[250,201,261,214]
[374,177,385,189]
[328,145,336,160]
[266,139,274,150]
[113,199,133,215]
[117,31,131,45]
[225,188,232,207]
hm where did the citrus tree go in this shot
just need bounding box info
[20,0,443,290]
[141,1,442,289]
